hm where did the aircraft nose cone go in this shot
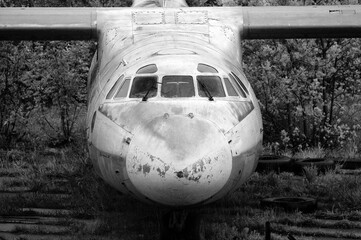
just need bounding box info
[126,114,232,206]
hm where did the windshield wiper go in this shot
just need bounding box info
[197,80,214,101]
[142,82,161,101]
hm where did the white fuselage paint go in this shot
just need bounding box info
[86,4,263,207]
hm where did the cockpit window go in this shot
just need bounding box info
[136,64,158,74]
[161,76,195,98]
[197,64,218,73]
[106,75,124,99]
[231,72,249,94]
[129,76,158,98]
[229,74,247,98]
[114,78,130,98]
[197,76,225,97]
[224,77,238,97]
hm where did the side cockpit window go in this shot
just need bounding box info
[229,74,247,98]
[231,72,249,95]
[130,76,158,98]
[106,75,124,99]
[197,76,225,97]
[224,77,238,97]
[114,78,130,98]
[161,76,195,98]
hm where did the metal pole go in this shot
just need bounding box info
[265,221,271,240]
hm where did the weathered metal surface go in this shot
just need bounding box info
[0,8,97,40]
[2,5,361,41]
[2,6,361,41]
[242,5,361,39]
[126,114,232,206]
[99,101,254,134]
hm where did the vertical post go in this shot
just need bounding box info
[265,221,271,240]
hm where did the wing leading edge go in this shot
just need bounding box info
[1,5,361,41]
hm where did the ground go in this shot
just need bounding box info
[1,148,361,240]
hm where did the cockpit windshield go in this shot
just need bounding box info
[161,76,195,98]
[129,76,158,98]
[105,63,248,101]
[197,76,225,97]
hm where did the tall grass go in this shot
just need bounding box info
[2,140,361,239]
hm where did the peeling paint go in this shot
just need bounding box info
[175,171,184,178]
[137,164,142,172]
[125,113,235,206]
[175,157,214,183]
[155,163,170,177]
[188,175,201,182]
[156,167,164,177]
[143,164,151,175]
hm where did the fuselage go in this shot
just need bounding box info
[86,3,263,207]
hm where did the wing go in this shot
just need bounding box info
[0,8,97,40]
[1,5,361,41]
[241,5,361,39]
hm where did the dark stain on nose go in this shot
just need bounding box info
[175,171,184,178]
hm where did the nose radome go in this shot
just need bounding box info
[126,114,232,206]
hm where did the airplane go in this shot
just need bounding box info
[1,1,361,239]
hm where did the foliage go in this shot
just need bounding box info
[0,42,38,149]
[243,2,361,151]
[34,41,91,145]
[0,0,128,150]
[0,40,93,148]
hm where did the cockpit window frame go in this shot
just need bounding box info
[104,62,251,102]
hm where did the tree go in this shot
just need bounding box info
[0,42,39,149]
[242,2,361,151]
[33,41,93,146]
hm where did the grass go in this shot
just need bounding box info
[2,145,361,239]
[292,145,326,159]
